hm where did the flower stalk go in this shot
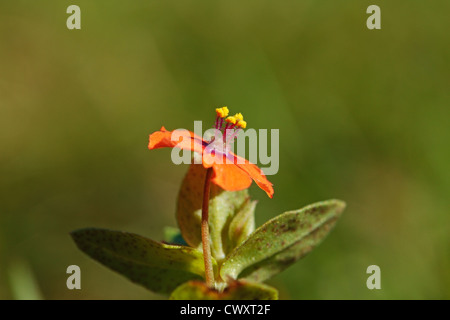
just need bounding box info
[201,167,215,288]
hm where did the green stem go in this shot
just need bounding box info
[201,167,215,288]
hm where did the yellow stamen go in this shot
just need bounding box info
[237,120,247,129]
[215,106,229,118]
[234,113,244,122]
[225,116,236,124]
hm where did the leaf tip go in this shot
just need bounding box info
[331,199,346,215]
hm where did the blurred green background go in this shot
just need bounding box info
[1,0,449,299]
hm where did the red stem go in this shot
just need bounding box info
[201,167,215,288]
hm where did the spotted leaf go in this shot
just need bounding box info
[71,228,217,294]
[220,199,345,282]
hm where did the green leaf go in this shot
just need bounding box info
[220,199,346,282]
[169,280,278,300]
[228,199,256,249]
[71,228,217,295]
[176,164,249,262]
[209,188,250,263]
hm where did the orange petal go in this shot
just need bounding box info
[211,163,252,191]
[148,127,274,198]
[234,157,274,198]
[148,126,205,155]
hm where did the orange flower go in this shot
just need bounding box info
[148,107,274,198]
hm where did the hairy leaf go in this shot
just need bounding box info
[228,199,256,249]
[220,199,345,281]
[71,228,217,294]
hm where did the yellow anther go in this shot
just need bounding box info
[234,113,244,121]
[225,116,237,124]
[237,120,247,129]
[215,106,229,118]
